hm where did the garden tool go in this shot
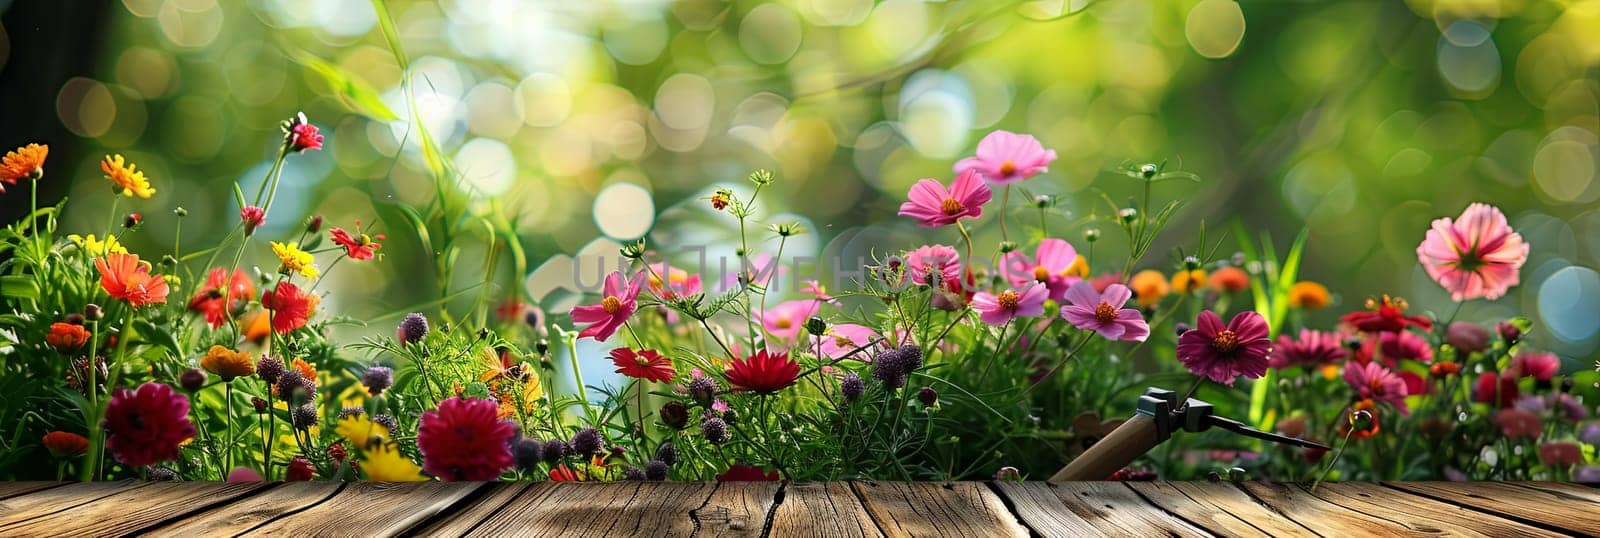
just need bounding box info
[1049,387,1331,481]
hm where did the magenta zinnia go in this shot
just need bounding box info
[1269,329,1348,369]
[103,382,195,467]
[1416,203,1528,301]
[1175,311,1272,385]
[1343,360,1410,414]
[898,169,992,228]
[416,397,516,481]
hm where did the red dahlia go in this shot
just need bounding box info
[1340,295,1431,333]
[611,348,676,383]
[416,397,516,481]
[724,349,800,393]
[103,382,195,466]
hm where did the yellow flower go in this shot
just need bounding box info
[200,345,255,381]
[271,241,319,279]
[336,414,390,448]
[1064,255,1089,279]
[1130,270,1170,307]
[1171,269,1208,293]
[101,155,155,199]
[67,234,127,256]
[1288,281,1332,309]
[362,443,428,482]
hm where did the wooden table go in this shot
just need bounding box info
[0,480,1595,536]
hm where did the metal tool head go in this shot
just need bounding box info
[1135,386,1332,452]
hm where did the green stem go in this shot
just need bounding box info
[565,333,592,422]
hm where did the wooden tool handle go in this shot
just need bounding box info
[1048,413,1160,481]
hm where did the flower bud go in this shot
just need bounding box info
[123,213,142,229]
[994,466,1022,481]
[179,368,207,392]
[660,401,689,429]
[84,304,103,321]
[1445,322,1491,354]
[174,207,188,218]
[998,241,1018,254]
[1183,256,1201,270]
[1496,321,1521,345]
[804,316,827,337]
[305,215,324,234]
[1139,163,1158,179]
[1084,228,1100,243]
[918,386,939,408]
[1118,208,1138,223]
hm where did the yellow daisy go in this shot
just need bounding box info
[101,155,155,199]
[362,443,427,482]
[67,234,127,256]
[270,241,319,279]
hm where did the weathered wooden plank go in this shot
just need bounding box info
[1511,481,1600,503]
[406,482,531,536]
[1237,482,1437,536]
[769,482,882,538]
[1127,481,1317,537]
[141,482,343,537]
[246,482,483,537]
[1387,481,1600,535]
[1305,482,1562,537]
[690,481,780,536]
[997,481,1212,537]
[0,482,65,501]
[852,482,1028,538]
[0,481,146,529]
[466,482,718,536]
[0,481,266,536]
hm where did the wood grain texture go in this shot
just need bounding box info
[142,482,343,537]
[852,482,1028,538]
[0,481,265,537]
[0,481,145,529]
[690,481,781,536]
[407,482,531,536]
[1127,481,1317,537]
[997,481,1212,537]
[0,482,64,501]
[1237,482,1434,536]
[1387,481,1600,535]
[466,482,718,537]
[769,482,882,538]
[1301,482,1562,537]
[246,481,483,537]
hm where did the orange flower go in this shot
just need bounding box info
[46,322,90,350]
[1171,269,1207,293]
[42,431,88,457]
[262,282,317,334]
[0,143,47,188]
[240,310,272,344]
[95,253,170,307]
[1209,267,1250,293]
[200,345,256,381]
[291,358,317,384]
[1288,281,1331,309]
[101,155,155,199]
[1129,270,1170,307]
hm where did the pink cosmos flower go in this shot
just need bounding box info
[898,169,992,228]
[1269,329,1348,369]
[569,270,644,342]
[954,130,1057,184]
[1003,239,1080,301]
[971,283,1048,326]
[1357,330,1433,366]
[904,245,962,288]
[1509,351,1560,381]
[1059,281,1149,342]
[1416,203,1529,301]
[647,262,702,300]
[1344,361,1411,414]
[817,323,878,359]
[801,280,840,306]
[1175,311,1272,386]
[761,299,820,343]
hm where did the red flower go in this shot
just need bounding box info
[188,268,254,329]
[41,431,88,457]
[329,220,384,261]
[1475,372,1519,409]
[96,253,170,307]
[716,464,780,481]
[1175,311,1272,386]
[1341,400,1381,440]
[240,206,265,235]
[290,122,323,152]
[1340,295,1431,333]
[102,382,195,466]
[611,348,676,383]
[550,465,580,481]
[46,322,89,350]
[262,282,318,334]
[724,349,800,393]
[1509,351,1560,382]
[1539,442,1583,467]
[416,397,516,481]
[1494,408,1542,438]
[286,456,315,481]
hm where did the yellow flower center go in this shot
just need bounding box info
[940,198,963,215]
[1000,161,1016,176]
[997,290,1020,310]
[776,318,792,329]
[1212,329,1240,353]
[1094,302,1117,323]
[635,355,651,366]
[1033,266,1050,282]
[601,296,623,314]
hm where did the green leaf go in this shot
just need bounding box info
[290,51,399,122]
[0,276,39,301]
[134,318,183,360]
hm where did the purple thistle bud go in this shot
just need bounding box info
[179,368,207,392]
[362,366,394,396]
[622,466,646,481]
[291,403,319,430]
[542,439,568,464]
[276,369,308,403]
[513,438,543,471]
[570,428,602,458]
[841,373,864,403]
[660,401,689,429]
[147,467,178,481]
[398,313,429,345]
[251,397,268,414]
[655,442,677,467]
[257,355,285,384]
[338,406,365,420]
[701,417,730,445]
[644,460,669,481]
[373,414,398,431]
[687,377,718,405]
[918,386,939,408]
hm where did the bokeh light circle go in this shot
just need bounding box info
[1539,265,1600,343]
[455,138,517,198]
[1185,0,1246,59]
[593,182,655,240]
